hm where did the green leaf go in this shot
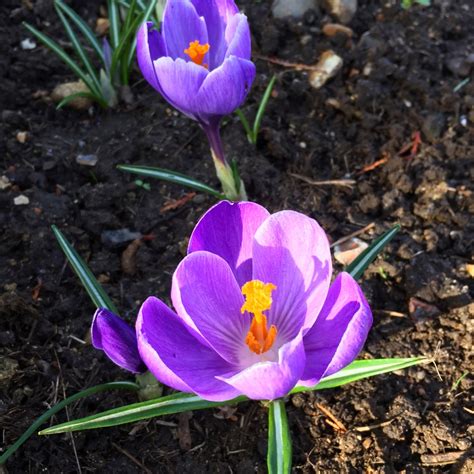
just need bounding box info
[346,224,401,280]
[56,91,99,109]
[117,164,225,199]
[267,400,292,474]
[108,0,121,49]
[23,22,98,98]
[39,392,246,434]
[290,357,430,394]
[52,225,119,313]
[54,0,105,63]
[38,358,427,435]
[0,382,138,465]
[252,75,276,143]
[235,108,253,144]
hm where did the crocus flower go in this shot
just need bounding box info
[92,201,373,401]
[136,0,255,200]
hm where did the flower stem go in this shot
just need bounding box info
[203,121,247,201]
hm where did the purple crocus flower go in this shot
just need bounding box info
[136,0,255,200]
[92,201,373,401]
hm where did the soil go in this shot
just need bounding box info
[1,0,473,472]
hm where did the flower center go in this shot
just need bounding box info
[241,280,277,355]
[184,40,210,67]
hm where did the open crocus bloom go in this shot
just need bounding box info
[92,201,373,401]
[137,0,255,124]
[136,0,255,200]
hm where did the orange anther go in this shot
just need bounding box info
[184,40,210,67]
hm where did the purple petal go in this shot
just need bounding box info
[136,22,167,93]
[137,297,240,401]
[213,0,239,20]
[190,0,226,69]
[154,57,208,119]
[163,0,208,61]
[217,334,306,400]
[299,272,373,387]
[188,201,270,286]
[195,56,255,118]
[224,14,251,60]
[91,308,145,374]
[171,251,247,364]
[252,211,332,342]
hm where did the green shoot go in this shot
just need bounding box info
[23,0,157,108]
[236,75,277,145]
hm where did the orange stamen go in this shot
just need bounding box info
[184,40,210,67]
[241,280,277,354]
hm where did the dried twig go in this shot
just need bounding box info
[315,403,347,433]
[290,173,356,189]
[112,442,152,474]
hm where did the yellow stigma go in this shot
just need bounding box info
[184,40,210,67]
[241,280,277,355]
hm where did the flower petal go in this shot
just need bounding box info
[224,13,251,60]
[171,251,247,364]
[195,56,255,118]
[154,57,208,119]
[299,272,373,387]
[252,211,332,341]
[136,22,166,93]
[137,297,240,401]
[163,0,208,61]
[214,0,239,20]
[91,308,145,373]
[188,200,270,286]
[217,334,306,400]
[190,0,226,69]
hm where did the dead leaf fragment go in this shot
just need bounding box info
[160,192,196,213]
[466,264,474,277]
[308,50,343,89]
[121,239,142,275]
[334,237,368,266]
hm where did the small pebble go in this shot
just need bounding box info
[0,176,11,190]
[76,154,98,167]
[16,131,29,143]
[14,195,29,205]
[101,228,142,248]
[308,50,343,89]
[20,38,36,50]
[272,0,318,19]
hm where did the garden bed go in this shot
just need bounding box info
[1,0,472,471]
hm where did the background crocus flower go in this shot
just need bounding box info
[92,201,373,401]
[136,0,255,200]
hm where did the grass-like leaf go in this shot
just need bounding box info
[39,392,246,434]
[291,357,429,394]
[117,164,225,199]
[38,357,427,435]
[267,400,292,474]
[236,75,277,145]
[108,0,121,49]
[0,381,138,465]
[52,225,119,313]
[54,1,102,94]
[23,22,98,98]
[252,75,276,143]
[56,91,98,109]
[55,0,105,64]
[346,224,401,280]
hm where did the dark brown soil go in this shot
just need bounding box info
[1,0,473,472]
